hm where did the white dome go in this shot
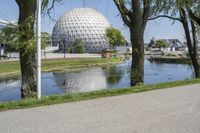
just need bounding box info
[52,8,111,53]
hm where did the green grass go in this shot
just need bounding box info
[0,61,20,75]
[0,78,199,111]
[41,58,121,72]
[0,58,121,77]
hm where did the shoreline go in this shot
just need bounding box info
[0,58,123,79]
[0,78,200,111]
[146,55,191,64]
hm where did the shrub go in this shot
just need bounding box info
[73,39,85,53]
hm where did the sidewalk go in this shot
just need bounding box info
[0,53,101,62]
[0,84,200,133]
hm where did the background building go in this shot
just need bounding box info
[52,8,111,53]
[148,37,188,52]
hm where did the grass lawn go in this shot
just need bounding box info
[0,61,20,75]
[0,58,121,77]
[41,58,121,72]
[0,78,199,111]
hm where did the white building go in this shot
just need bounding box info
[52,8,111,53]
[148,38,188,52]
[115,46,132,54]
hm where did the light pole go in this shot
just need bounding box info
[63,39,66,58]
[36,0,41,99]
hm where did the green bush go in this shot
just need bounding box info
[73,39,85,53]
[67,48,72,53]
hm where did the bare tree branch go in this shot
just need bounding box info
[131,0,142,17]
[113,0,131,27]
[148,15,181,22]
[42,0,62,22]
[191,20,197,56]
[188,9,200,26]
[142,0,151,31]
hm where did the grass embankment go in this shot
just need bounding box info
[148,56,191,64]
[0,58,121,78]
[0,78,200,111]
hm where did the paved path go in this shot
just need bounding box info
[41,53,101,59]
[0,53,101,62]
[0,84,200,133]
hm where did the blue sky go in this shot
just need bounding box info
[0,0,185,43]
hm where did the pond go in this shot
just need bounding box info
[0,58,194,102]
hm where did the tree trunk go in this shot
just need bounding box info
[108,0,150,86]
[180,8,200,78]
[130,28,144,86]
[15,0,37,98]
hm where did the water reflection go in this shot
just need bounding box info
[104,66,123,84]
[0,78,21,101]
[53,69,107,93]
[0,59,194,102]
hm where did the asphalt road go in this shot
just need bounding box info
[0,84,200,133]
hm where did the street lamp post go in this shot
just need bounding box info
[36,0,41,99]
[63,39,66,58]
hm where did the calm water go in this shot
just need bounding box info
[0,59,194,102]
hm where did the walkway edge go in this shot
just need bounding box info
[0,78,200,112]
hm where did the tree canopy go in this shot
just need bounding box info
[105,27,126,49]
[150,0,200,77]
[154,40,167,51]
[0,25,52,51]
[72,38,85,53]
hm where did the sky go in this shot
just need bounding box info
[0,0,185,43]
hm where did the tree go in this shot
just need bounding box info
[73,38,85,53]
[12,0,37,98]
[154,40,167,51]
[105,27,126,50]
[41,32,51,50]
[13,0,60,98]
[0,24,19,53]
[197,26,200,42]
[113,0,153,86]
[177,1,200,78]
[187,0,200,26]
[1,25,51,52]
[150,0,200,78]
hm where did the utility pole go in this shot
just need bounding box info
[63,39,66,58]
[36,0,41,99]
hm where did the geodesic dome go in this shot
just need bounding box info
[52,8,111,53]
